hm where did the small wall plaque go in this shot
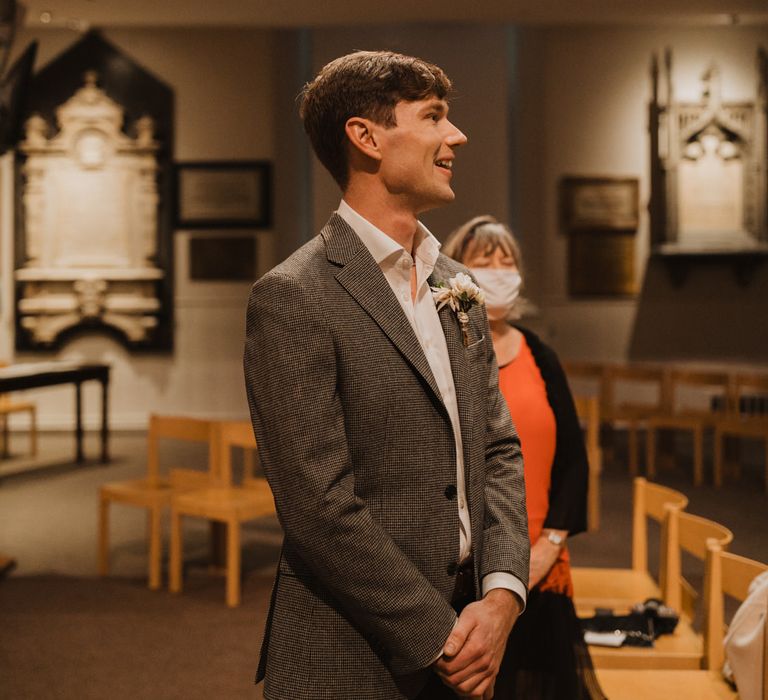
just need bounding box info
[189,235,256,282]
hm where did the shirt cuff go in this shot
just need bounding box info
[481,572,527,613]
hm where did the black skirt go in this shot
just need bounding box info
[493,588,607,700]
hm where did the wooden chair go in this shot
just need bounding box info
[587,509,733,670]
[646,369,731,486]
[562,360,609,404]
[573,477,688,613]
[595,541,767,699]
[602,363,670,475]
[714,371,768,492]
[573,394,602,532]
[98,415,218,590]
[169,419,276,607]
[0,362,37,459]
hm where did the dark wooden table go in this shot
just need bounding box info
[0,362,110,463]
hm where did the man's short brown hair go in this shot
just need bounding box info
[299,50,452,189]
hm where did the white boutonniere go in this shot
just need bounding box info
[431,272,486,347]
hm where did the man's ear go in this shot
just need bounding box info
[345,117,382,162]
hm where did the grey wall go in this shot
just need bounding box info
[515,24,768,364]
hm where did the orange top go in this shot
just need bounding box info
[498,334,572,595]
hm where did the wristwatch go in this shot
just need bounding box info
[545,531,566,547]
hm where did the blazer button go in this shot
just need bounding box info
[444,484,457,500]
[447,562,458,576]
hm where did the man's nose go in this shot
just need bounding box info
[445,121,468,146]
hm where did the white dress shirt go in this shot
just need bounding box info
[337,200,526,605]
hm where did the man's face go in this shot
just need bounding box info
[374,97,467,214]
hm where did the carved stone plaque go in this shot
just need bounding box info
[15,72,164,346]
[649,51,768,254]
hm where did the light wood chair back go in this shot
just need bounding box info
[703,541,768,690]
[211,419,258,486]
[714,371,768,492]
[573,394,602,531]
[632,477,689,575]
[562,360,610,409]
[663,509,734,617]
[604,364,671,420]
[667,369,731,417]
[727,371,768,416]
[146,414,218,487]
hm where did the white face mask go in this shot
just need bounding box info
[470,268,522,321]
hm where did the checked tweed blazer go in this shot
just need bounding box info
[244,214,529,700]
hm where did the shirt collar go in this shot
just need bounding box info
[336,199,441,270]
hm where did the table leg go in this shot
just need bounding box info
[100,377,110,463]
[75,381,84,463]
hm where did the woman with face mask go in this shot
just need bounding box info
[443,216,605,700]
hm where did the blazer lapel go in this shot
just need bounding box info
[323,215,445,410]
[430,258,475,474]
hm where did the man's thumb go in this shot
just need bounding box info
[443,615,472,657]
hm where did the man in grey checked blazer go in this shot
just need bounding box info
[244,51,529,699]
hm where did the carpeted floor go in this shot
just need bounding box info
[0,428,766,699]
[0,573,273,699]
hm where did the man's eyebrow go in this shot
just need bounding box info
[421,100,448,115]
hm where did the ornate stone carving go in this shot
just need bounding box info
[649,49,768,253]
[15,71,164,347]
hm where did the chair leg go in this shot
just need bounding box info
[646,426,656,480]
[628,424,638,475]
[693,426,703,487]
[98,495,110,576]
[713,429,724,488]
[148,506,162,591]
[169,508,182,594]
[226,519,241,608]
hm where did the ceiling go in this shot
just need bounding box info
[19,0,768,30]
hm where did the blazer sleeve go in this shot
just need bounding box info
[244,271,456,676]
[523,330,589,536]
[477,312,530,588]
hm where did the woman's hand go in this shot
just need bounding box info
[528,530,566,588]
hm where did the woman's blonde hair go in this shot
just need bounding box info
[442,215,524,280]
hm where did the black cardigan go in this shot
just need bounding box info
[511,325,589,537]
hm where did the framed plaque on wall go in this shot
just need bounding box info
[560,176,640,297]
[175,160,272,229]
